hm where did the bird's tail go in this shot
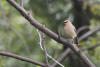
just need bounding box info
[73,36,79,46]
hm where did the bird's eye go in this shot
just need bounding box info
[64,20,68,23]
[64,22,66,23]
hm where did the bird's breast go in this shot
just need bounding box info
[64,25,76,38]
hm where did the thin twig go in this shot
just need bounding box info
[41,30,49,67]
[6,0,96,67]
[37,29,64,67]
[0,52,46,67]
[20,0,23,7]
[47,54,64,67]
[37,29,43,50]
[37,29,49,67]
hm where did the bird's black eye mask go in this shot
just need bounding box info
[64,22,67,23]
[63,20,68,24]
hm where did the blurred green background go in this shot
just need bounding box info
[0,0,100,67]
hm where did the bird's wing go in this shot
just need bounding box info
[72,24,78,36]
[74,27,77,33]
[72,24,77,33]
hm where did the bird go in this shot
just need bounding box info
[58,20,78,46]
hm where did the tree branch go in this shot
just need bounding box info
[37,29,49,67]
[82,44,100,51]
[77,26,89,35]
[6,0,95,67]
[37,29,64,67]
[0,52,46,67]
[79,27,100,42]
[41,32,49,67]
[51,48,71,67]
[20,0,23,7]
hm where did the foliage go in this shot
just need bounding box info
[0,0,100,67]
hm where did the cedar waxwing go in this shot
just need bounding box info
[58,20,78,45]
[63,20,78,45]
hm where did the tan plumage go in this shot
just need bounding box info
[64,20,78,44]
[64,20,76,39]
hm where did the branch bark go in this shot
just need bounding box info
[51,48,71,67]
[82,44,100,51]
[6,0,95,67]
[0,52,46,67]
[20,0,23,7]
[37,29,49,67]
[77,26,89,35]
[79,27,100,42]
[41,31,49,67]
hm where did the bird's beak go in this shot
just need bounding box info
[61,22,64,25]
[62,22,66,26]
